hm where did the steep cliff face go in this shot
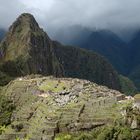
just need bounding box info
[0,13,121,90]
[128,31,140,90]
[0,13,63,77]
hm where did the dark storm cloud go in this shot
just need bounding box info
[0,0,140,35]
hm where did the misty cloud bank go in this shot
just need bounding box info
[0,0,140,39]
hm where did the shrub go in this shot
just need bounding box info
[0,94,15,125]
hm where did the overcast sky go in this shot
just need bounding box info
[0,0,140,38]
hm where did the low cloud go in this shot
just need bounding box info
[0,0,140,37]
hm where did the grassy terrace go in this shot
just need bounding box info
[39,80,70,93]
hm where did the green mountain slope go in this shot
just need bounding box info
[79,30,130,75]
[53,41,120,90]
[53,28,130,75]
[0,13,121,90]
[128,31,140,90]
[119,75,137,95]
[54,27,139,92]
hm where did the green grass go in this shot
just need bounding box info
[39,80,70,93]
[55,124,132,140]
[0,125,6,134]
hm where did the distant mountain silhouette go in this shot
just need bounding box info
[53,26,140,91]
[79,30,130,75]
[128,30,140,90]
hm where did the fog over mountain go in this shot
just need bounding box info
[1,0,140,40]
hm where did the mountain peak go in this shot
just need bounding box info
[9,13,40,34]
[19,13,35,19]
[17,13,38,25]
[0,13,62,77]
[0,13,46,62]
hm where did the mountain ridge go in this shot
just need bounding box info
[0,13,121,90]
[54,26,139,91]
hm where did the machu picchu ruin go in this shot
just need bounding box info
[0,75,139,140]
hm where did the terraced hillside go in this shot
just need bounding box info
[0,76,139,140]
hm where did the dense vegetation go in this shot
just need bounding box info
[53,41,120,90]
[57,28,140,91]
[0,71,13,86]
[55,104,140,140]
[119,75,137,95]
[0,93,15,126]
[55,124,140,140]
[78,30,129,75]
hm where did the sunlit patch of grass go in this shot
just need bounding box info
[55,134,72,140]
[39,80,70,93]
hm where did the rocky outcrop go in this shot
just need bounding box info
[0,13,63,77]
[124,107,140,130]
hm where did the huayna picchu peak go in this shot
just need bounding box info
[10,13,40,33]
[0,13,63,78]
[0,13,121,90]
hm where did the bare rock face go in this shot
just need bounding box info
[131,119,138,129]
[0,13,121,90]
